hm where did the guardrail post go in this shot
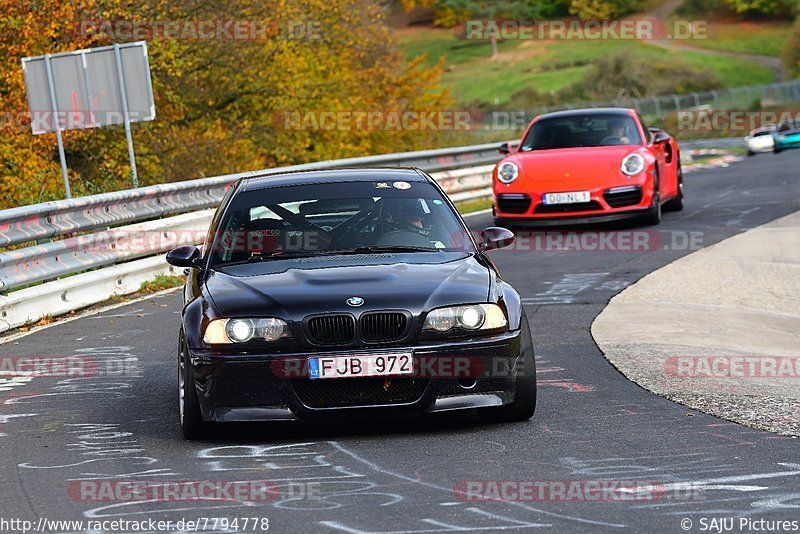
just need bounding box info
[671,94,680,112]
[652,97,662,118]
[730,87,739,108]
[711,90,719,109]
[691,92,700,108]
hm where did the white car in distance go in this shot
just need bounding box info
[744,125,776,155]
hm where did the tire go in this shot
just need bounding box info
[663,165,684,212]
[641,173,662,225]
[479,315,536,423]
[179,333,210,440]
[774,146,783,154]
[747,150,755,156]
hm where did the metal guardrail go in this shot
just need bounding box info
[529,80,800,120]
[0,141,506,249]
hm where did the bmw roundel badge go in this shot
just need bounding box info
[347,296,365,307]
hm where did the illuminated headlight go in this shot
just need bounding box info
[423,304,507,333]
[203,318,290,344]
[621,153,645,176]
[497,162,519,184]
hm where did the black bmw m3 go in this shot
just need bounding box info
[167,168,535,439]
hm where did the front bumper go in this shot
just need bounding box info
[493,179,654,224]
[495,208,651,227]
[187,330,528,422]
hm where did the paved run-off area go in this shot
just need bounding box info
[593,210,800,437]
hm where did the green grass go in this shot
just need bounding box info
[683,22,793,57]
[397,27,777,106]
[139,274,185,294]
[456,198,492,214]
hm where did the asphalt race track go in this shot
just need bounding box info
[2,151,800,534]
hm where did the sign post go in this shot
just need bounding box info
[113,43,139,188]
[43,54,72,199]
[21,42,156,197]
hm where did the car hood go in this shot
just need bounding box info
[204,252,491,318]
[508,146,642,186]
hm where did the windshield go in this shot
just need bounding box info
[520,113,643,151]
[208,180,474,267]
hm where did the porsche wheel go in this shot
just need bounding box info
[642,175,661,225]
[179,332,209,440]
[663,165,684,212]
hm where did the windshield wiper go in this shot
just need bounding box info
[350,245,440,253]
[220,246,439,266]
[220,250,328,266]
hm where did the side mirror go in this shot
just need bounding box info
[498,142,511,155]
[166,245,202,268]
[653,131,670,144]
[479,227,515,252]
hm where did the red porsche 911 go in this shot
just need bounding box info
[492,108,683,226]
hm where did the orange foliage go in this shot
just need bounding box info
[0,0,452,208]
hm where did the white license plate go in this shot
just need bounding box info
[543,191,591,205]
[308,353,413,380]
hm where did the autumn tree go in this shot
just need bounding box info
[0,0,452,208]
[723,0,797,15]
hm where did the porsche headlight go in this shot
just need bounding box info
[203,318,290,344]
[621,153,645,176]
[497,162,519,184]
[423,304,507,334]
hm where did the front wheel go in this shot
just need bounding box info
[179,333,210,440]
[663,165,684,212]
[479,316,536,423]
[642,183,662,225]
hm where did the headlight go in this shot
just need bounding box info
[423,304,507,334]
[497,162,519,184]
[621,153,645,176]
[203,318,290,344]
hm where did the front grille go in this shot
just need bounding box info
[534,200,603,214]
[360,312,408,342]
[604,186,643,208]
[306,315,356,345]
[292,377,428,408]
[496,194,532,214]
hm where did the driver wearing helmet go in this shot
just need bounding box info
[397,201,432,237]
[607,119,631,144]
